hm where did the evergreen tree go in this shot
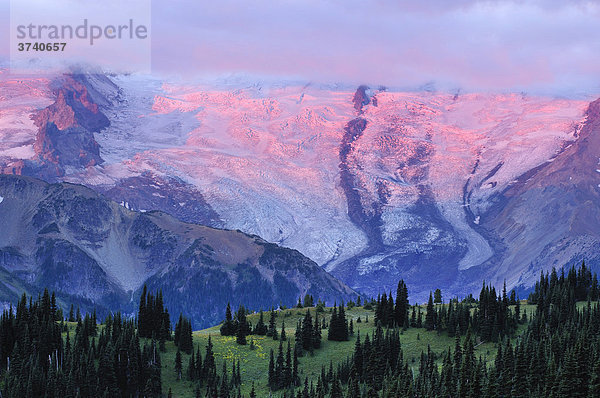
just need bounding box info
[267,308,277,339]
[327,303,349,342]
[138,285,170,340]
[394,280,409,328]
[302,310,315,351]
[175,315,194,353]
[280,320,287,342]
[68,304,75,322]
[275,340,285,389]
[253,310,267,335]
[175,350,182,381]
[303,294,315,307]
[235,306,248,345]
[424,292,436,331]
[313,311,322,349]
[204,336,217,388]
[268,349,275,389]
[295,320,304,357]
[220,302,235,336]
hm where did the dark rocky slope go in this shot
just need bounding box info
[0,174,356,327]
[476,98,600,290]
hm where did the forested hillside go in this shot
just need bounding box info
[0,262,598,397]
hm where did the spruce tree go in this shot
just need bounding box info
[425,292,435,331]
[268,349,275,389]
[254,310,267,335]
[267,308,277,339]
[334,302,349,341]
[295,320,304,357]
[274,340,285,390]
[235,307,248,345]
[187,350,196,380]
[68,304,75,322]
[175,350,182,381]
[302,310,314,351]
[280,321,286,342]
[204,336,217,387]
[327,305,338,341]
[220,303,235,336]
[395,280,409,328]
[175,315,193,353]
[313,311,322,349]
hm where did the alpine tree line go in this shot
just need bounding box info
[374,278,519,342]
[220,301,350,344]
[264,261,600,397]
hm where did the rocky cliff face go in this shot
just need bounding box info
[17,75,110,180]
[0,174,356,327]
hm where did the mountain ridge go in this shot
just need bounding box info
[0,173,357,327]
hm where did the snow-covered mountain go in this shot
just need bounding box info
[0,70,597,300]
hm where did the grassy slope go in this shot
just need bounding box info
[159,302,538,397]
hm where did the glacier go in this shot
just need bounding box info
[0,70,595,300]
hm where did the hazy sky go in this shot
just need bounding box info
[3,0,600,95]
